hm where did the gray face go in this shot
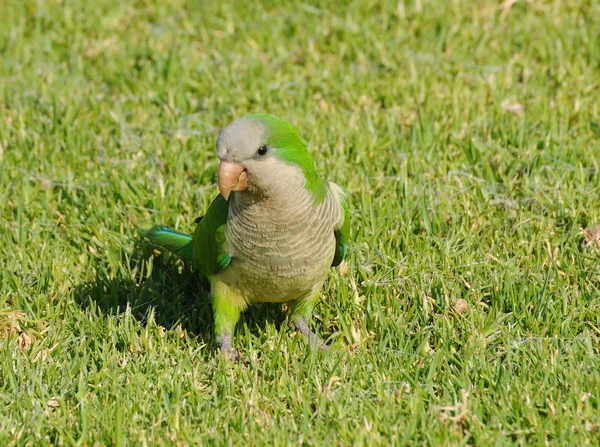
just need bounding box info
[216,117,268,164]
[215,117,305,198]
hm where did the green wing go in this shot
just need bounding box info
[332,186,350,267]
[192,194,232,278]
[138,226,194,261]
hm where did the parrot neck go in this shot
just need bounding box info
[231,173,316,213]
[237,164,326,206]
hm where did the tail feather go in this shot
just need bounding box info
[138,225,193,262]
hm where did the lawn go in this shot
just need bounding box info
[1,0,600,445]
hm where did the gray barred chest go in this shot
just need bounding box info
[223,205,336,302]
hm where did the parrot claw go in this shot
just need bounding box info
[218,334,241,362]
[293,317,328,351]
[222,348,241,362]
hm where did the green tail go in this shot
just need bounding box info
[138,225,193,262]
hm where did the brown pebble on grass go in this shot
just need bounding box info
[454,299,469,315]
[582,224,600,248]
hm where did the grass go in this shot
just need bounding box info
[1,0,600,444]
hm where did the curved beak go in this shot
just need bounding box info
[218,161,248,200]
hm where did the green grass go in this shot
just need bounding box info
[1,0,600,444]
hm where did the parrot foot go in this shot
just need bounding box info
[218,334,241,362]
[293,317,328,351]
[222,347,240,362]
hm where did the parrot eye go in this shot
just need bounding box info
[256,145,268,156]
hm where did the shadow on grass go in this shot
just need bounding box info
[72,240,286,351]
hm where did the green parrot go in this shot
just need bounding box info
[139,114,349,360]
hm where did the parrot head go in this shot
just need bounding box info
[215,114,326,202]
